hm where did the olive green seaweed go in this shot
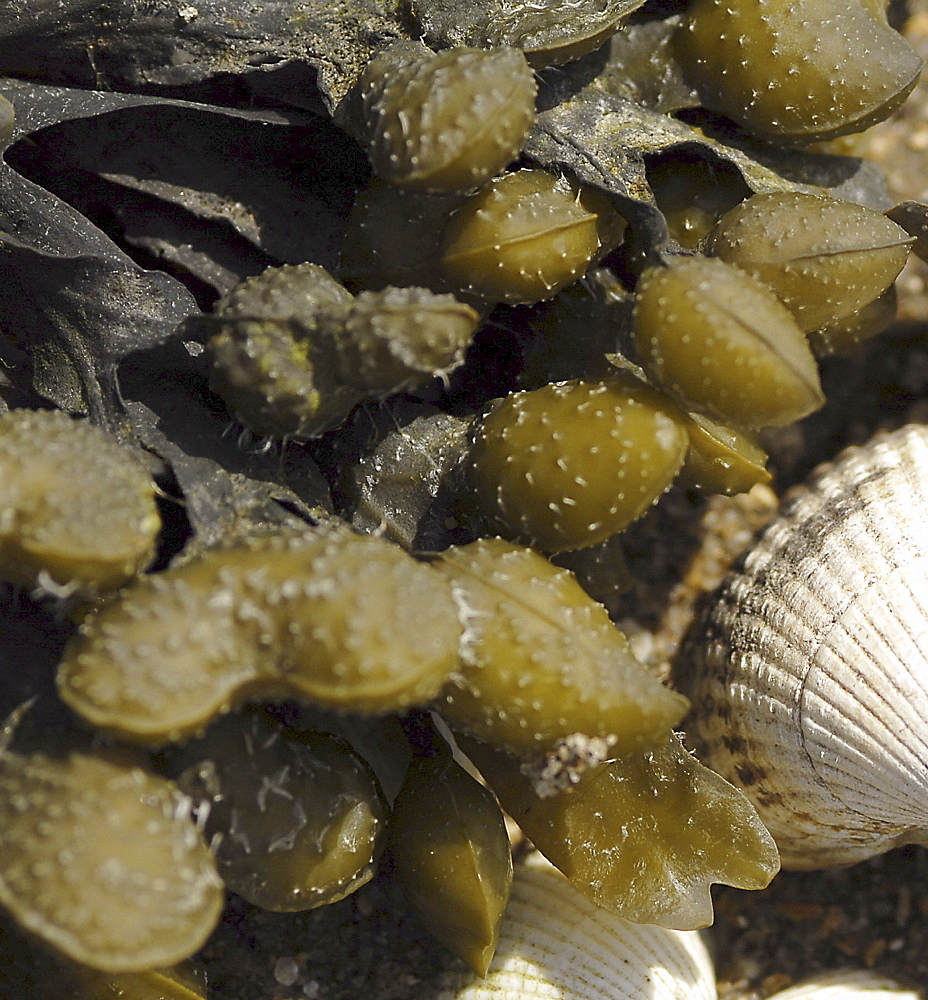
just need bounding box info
[410,0,648,67]
[676,0,923,142]
[432,538,689,753]
[336,403,473,550]
[439,169,620,306]
[465,378,690,552]
[352,43,537,193]
[706,191,913,333]
[634,257,825,429]
[0,752,223,971]
[0,409,160,597]
[0,0,924,985]
[0,919,208,1000]
[58,527,463,743]
[390,755,512,977]
[339,181,465,293]
[680,412,772,496]
[206,263,478,440]
[808,287,899,358]
[463,732,780,930]
[0,93,14,148]
[174,710,387,912]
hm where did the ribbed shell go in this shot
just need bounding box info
[435,857,716,999]
[681,424,928,869]
[767,970,921,1000]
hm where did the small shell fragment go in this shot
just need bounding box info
[767,970,922,1000]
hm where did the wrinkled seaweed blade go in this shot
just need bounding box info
[0,77,325,138]
[121,338,332,545]
[411,0,646,57]
[0,163,197,427]
[11,101,361,275]
[581,15,701,114]
[0,0,406,111]
[525,87,892,267]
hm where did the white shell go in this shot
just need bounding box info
[435,855,716,1000]
[681,424,928,869]
[768,970,922,1000]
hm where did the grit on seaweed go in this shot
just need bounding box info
[1,0,928,996]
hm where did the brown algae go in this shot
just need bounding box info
[706,191,913,333]
[676,0,923,141]
[410,0,642,67]
[464,378,689,552]
[354,43,536,193]
[7,1,926,985]
[58,526,463,743]
[439,169,622,305]
[390,754,512,977]
[680,412,772,496]
[0,409,160,596]
[206,263,478,440]
[432,538,689,754]
[0,752,222,971]
[464,732,779,930]
[174,710,387,912]
[340,286,479,394]
[633,257,825,429]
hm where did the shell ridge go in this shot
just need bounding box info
[801,563,928,830]
[795,432,928,823]
[435,862,716,999]
[787,470,928,841]
[684,425,928,868]
[686,424,928,867]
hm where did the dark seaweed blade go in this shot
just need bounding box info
[0,168,197,429]
[0,79,335,537]
[2,79,367,296]
[541,14,701,114]
[524,85,896,272]
[0,81,257,426]
[0,0,406,111]
[887,200,928,263]
[12,102,364,267]
[410,0,647,56]
[120,340,333,546]
[0,76,324,138]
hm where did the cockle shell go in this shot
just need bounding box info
[679,424,928,869]
[766,970,921,1000]
[435,856,716,999]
